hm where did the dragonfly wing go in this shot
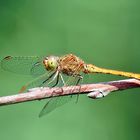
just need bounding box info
[39,95,75,117]
[19,71,55,92]
[61,72,83,86]
[1,56,46,76]
[30,61,46,77]
[38,72,81,117]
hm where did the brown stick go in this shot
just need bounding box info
[0,78,140,106]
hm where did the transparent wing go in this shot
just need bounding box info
[39,95,75,117]
[1,56,46,76]
[19,71,56,92]
[30,61,47,77]
[38,65,84,117]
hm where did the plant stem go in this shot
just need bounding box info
[0,78,140,106]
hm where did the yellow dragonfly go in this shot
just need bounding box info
[1,54,140,116]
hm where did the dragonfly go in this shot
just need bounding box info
[1,54,140,117]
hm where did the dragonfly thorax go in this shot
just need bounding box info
[43,56,59,71]
[58,54,85,76]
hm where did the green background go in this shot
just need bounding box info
[0,0,140,140]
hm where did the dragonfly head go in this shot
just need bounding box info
[43,56,59,71]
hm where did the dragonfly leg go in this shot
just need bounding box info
[40,71,56,86]
[69,74,83,102]
[51,72,60,87]
[75,75,83,103]
[75,75,83,85]
[47,70,59,85]
[60,73,66,86]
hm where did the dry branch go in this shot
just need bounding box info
[0,78,140,106]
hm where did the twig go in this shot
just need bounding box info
[0,78,140,106]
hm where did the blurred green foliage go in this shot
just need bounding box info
[0,0,140,140]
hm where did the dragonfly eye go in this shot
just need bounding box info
[48,60,58,70]
[43,56,58,71]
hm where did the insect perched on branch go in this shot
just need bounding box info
[1,54,140,117]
